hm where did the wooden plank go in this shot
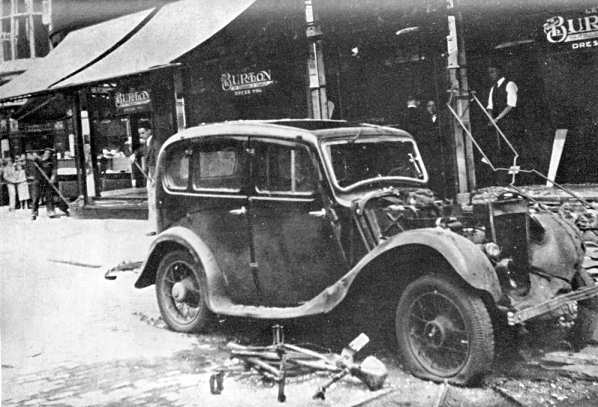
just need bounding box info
[546,129,568,187]
[541,351,598,367]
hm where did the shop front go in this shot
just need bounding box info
[2,99,80,198]
[312,1,598,192]
[85,80,155,196]
[179,0,307,126]
[459,3,598,187]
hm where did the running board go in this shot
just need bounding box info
[507,284,598,325]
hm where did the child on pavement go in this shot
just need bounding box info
[15,161,29,209]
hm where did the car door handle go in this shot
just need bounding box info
[229,206,247,215]
[308,208,326,218]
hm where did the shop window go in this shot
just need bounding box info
[164,146,190,190]
[192,139,245,191]
[254,142,316,194]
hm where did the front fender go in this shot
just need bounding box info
[334,228,503,304]
[134,226,227,309]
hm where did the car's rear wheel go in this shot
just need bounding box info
[395,273,494,385]
[156,250,212,333]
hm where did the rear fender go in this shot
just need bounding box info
[134,226,225,309]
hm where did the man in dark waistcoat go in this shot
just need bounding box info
[486,63,520,182]
[30,148,70,220]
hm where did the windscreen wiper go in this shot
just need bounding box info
[408,153,424,178]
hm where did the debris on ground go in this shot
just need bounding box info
[104,260,143,280]
[209,325,388,403]
[584,242,598,279]
[133,311,167,329]
[47,258,103,268]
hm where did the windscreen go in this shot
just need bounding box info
[324,137,426,189]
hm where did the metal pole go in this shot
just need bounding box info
[10,0,16,60]
[27,0,35,58]
[71,91,88,203]
[305,0,328,119]
[446,1,475,195]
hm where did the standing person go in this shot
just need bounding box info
[131,126,157,235]
[2,156,17,211]
[15,161,30,209]
[142,127,158,236]
[486,63,520,174]
[30,148,70,220]
[423,100,438,127]
[401,95,423,136]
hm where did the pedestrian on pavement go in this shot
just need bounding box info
[15,161,30,209]
[143,127,158,236]
[2,156,18,211]
[131,126,157,235]
[30,148,70,220]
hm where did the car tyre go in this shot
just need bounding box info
[156,250,212,333]
[395,273,494,385]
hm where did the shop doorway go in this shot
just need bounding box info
[89,112,153,195]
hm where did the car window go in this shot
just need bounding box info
[192,139,245,191]
[254,141,316,194]
[163,146,190,190]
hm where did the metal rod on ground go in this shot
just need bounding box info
[31,161,72,209]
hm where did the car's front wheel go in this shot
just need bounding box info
[156,250,212,333]
[395,273,494,385]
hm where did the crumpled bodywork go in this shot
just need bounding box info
[135,225,502,318]
[528,212,584,282]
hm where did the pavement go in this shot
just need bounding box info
[0,205,594,406]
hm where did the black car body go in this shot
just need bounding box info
[135,119,598,384]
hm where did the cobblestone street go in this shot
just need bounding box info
[0,208,455,406]
[4,206,598,406]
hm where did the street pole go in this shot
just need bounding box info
[446,0,476,197]
[71,91,88,204]
[305,0,328,119]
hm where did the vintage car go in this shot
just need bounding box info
[135,119,598,384]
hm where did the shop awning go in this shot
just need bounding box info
[0,8,156,101]
[53,0,256,89]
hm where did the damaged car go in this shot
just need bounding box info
[134,119,598,384]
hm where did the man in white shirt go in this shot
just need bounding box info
[486,63,521,183]
[486,64,519,135]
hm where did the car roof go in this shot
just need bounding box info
[160,119,413,151]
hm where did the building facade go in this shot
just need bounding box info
[1,0,597,204]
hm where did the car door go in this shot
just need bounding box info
[248,137,348,307]
[183,136,258,304]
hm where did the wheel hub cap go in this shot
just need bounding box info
[172,282,187,301]
[423,320,445,348]
[170,277,199,304]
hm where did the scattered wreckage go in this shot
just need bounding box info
[209,325,387,402]
[129,118,598,385]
